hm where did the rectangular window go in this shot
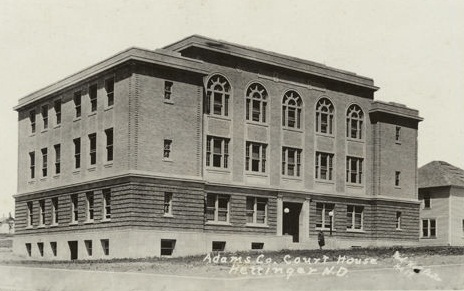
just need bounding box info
[315,152,334,180]
[25,243,32,256]
[206,194,230,223]
[316,203,335,229]
[41,148,48,177]
[346,156,363,184]
[423,193,431,209]
[395,171,401,187]
[89,84,98,112]
[54,144,61,175]
[50,242,57,256]
[27,202,33,227]
[54,99,61,125]
[86,192,94,221]
[101,239,109,256]
[245,142,267,173]
[163,139,172,159]
[395,126,401,142]
[85,240,92,256]
[74,91,82,118]
[164,81,173,100]
[206,136,229,169]
[105,77,114,107]
[103,189,111,220]
[41,105,48,129]
[462,219,464,234]
[39,200,45,226]
[422,219,436,238]
[52,197,58,225]
[164,192,173,215]
[89,133,96,165]
[346,205,363,230]
[37,242,44,257]
[29,152,35,179]
[212,241,226,252]
[160,239,176,256]
[282,147,302,177]
[29,110,36,133]
[73,138,81,169]
[105,128,114,162]
[396,212,402,230]
[71,194,78,223]
[246,197,267,224]
[251,242,264,250]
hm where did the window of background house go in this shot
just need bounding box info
[395,171,401,187]
[424,193,431,209]
[422,219,436,238]
[29,110,36,133]
[395,126,401,142]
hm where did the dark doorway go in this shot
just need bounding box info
[68,241,78,260]
[282,202,302,242]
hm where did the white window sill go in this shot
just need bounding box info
[282,176,302,181]
[206,114,231,122]
[163,99,174,105]
[39,177,47,182]
[282,127,303,133]
[315,227,336,232]
[395,141,402,145]
[395,228,402,231]
[245,120,268,127]
[346,229,365,233]
[316,132,335,138]
[50,223,59,227]
[73,117,81,122]
[163,158,173,163]
[53,175,60,179]
[163,214,174,218]
[29,133,36,137]
[87,167,96,172]
[346,137,364,143]
[104,162,113,168]
[420,237,437,239]
[395,186,401,189]
[25,226,34,229]
[346,183,364,189]
[72,170,81,175]
[37,225,46,229]
[84,220,94,224]
[104,106,114,111]
[41,129,49,133]
[53,124,61,129]
[245,171,268,177]
[245,223,269,228]
[28,180,36,185]
[69,222,78,226]
[315,179,335,185]
[88,112,97,117]
[206,221,231,226]
[206,168,231,174]
[100,219,111,223]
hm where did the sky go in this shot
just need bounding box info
[0,0,463,217]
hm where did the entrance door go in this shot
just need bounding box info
[282,202,302,242]
[68,241,78,260]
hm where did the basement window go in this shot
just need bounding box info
[37,242,44,257]
[251,242,264,250]
[160,239,176,256]
[212,241,226,252]
[25,243,31,257]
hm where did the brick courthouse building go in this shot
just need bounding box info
[13,36,423,259]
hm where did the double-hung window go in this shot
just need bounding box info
[54,99,61,125]
[86,192,94,222]
[346,104,363,139]
[29,152,35,179]
[282,91,302,129]
[422,219,436,238]
[346,156,363,184]
[29,110,36,133]
[41,105,48,130]
[282,147,301,177]
[396,212,402,230]
[423,193,431,209]
[73,138,81,169]
[105,77,114,107]
[206,136,229,169]
[71,194,78,223]
[89,84,98,113]
[41,148,48,177]
[315,152,334,181]
[89,133,97,165]
[54,144,61,175]
[164,81,173,100]
[316,98,334,134]
[205,75,230,117]
[164,192,173,215]
[347,205,363,230]
[316,203,335,229]
[52,197,59,225]
[246,197,267,225]
[27,202,33,227]
[246,83,267,123]
[206,194,229,223]
[74,91,82,118]
[103,189,111,220]
[105,128,114,162]
[163,139,172,159]
[245,142,267,173]
[39,200,45,226]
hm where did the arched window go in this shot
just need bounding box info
[316,98,334,134]
[205,75,231,117]
[246,83,267,123]
[282,91,302,129]
[346,104,364,139]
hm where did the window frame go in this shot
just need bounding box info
[282,147,302,177]
[74,91,82,118]
[51,197,59,225]
[346,205,364,231]
[346,104,363,139]
[86,191,94,222]
[41,147,48,177]
[164,192,173,216]
[89,83,98,113]
[41,105,48,130]
[395,171,401,187]
[105,128,114,162]
[246,197,268,225]
[85,240,93,256]
[206,194,230,223]
[206,136,230,169]
[88,133,97,166]
[70,194,78,223]
[54,99,61,125]
[395,126,401,142]
[421,218,437,238]
[29,152,35,179]
[73,138,81,169]
[315,152,334,181]
[316,98,335,135]
[54,144,61,175]
[315,202,335,230]
[101,239,109,256]
[282,91,302,129]
[29,110,36,133]
[246,83,268,124]
[396,211,402,230]
[205,75,231,117]
[423,193,431,209]
[164,81,173,100]
[160,239,176,256]
[245,142,267,173]
[50,242,57,257]
[27,201,33,227]
[105,77,114,107]
[346,156,363,184]
[102,189,111,220]
[39,200,45,226]
[163,139,172,159]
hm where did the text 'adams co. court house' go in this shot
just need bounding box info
[13,35,423,260]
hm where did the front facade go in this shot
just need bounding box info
[418,161,464,246]
[14,35,422,260]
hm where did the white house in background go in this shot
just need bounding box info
[418,161,464,246]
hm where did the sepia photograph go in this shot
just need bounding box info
[0,0,463,290]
